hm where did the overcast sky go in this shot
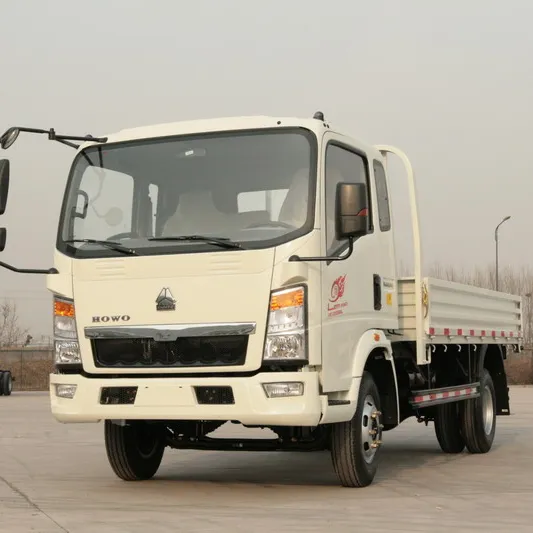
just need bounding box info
[1,0,532,338]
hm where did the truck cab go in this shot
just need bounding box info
[0,113,522,487]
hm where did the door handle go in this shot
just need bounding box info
[373,274,382,311]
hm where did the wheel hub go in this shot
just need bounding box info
[361,394,383,463]
[482,384,494,435]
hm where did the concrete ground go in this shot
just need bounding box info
[1,387,533,533]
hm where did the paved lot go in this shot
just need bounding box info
[1,387,533,532]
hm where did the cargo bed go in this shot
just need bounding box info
[397,277,523,344]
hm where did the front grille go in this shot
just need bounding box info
[194,386,235,405]
[100,386,138,405]
[92,336,248,368]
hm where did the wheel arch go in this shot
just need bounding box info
[363,349,399,429]
[351,330,399,428]
[479,344,510,416]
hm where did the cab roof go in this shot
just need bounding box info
[79,114,381,160]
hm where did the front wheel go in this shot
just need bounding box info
[104,420,166,481]
[330,371,383,487]
[460,368,497,454]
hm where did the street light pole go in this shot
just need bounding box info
[495,215,511,291]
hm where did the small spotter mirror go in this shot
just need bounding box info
[0,128,20,150]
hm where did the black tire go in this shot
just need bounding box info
[1,372,12,396]
[0,371,4,396]
[460,368,496,454]
[434,402,465,453]
[104,420,166,481]
[331,371,383,487]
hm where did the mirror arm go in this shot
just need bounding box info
[0,261,58,275]
[55,138,80,149]
[289,237,354,262]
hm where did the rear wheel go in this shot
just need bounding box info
[0,371,4,396]
[434,402,465,453]
[104,420,166,481]
[460,368,496,454]
[330,371,383,487]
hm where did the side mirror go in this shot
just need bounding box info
[0,128,20,150]
[0,228,6,252]
[335,182,369,240]
[0,159,9,215]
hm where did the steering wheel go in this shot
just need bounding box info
[245,221,294,230]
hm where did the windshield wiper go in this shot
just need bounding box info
[64,239,138,255]
[148,235,243,250]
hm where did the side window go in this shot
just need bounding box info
[237,189,289,221]
[373,160,391,232]
[148,183,159,236]
[72,167,134,241]
[325,144,369,254]
[237,191,267,212]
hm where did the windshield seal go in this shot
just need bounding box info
[55,126,318,259]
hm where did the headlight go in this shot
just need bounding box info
[53,296,80,365]
[263,286,307,362]
[55,340,81,364]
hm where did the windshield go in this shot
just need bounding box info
[57,128,317,258]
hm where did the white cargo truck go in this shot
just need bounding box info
[0,113,523,487]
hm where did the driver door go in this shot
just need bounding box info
[320,134,394,392]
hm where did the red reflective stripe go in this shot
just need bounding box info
[426,328,521,338]
[412,386,478,404]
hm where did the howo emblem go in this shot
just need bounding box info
[92,315,131,323]
[156,287,176,311]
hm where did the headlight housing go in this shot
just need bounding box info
[53,296,81,365]
[263,285,308,363]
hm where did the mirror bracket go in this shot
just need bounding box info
[1,126,108,151]
[0,261,58,275]
[288,237,354,263]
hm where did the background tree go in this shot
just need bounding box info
[0,301,30,348]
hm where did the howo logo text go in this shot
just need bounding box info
[92,315,131,323]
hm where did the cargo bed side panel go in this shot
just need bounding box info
[397,277,523,344]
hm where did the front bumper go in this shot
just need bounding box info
[49,371,323,427]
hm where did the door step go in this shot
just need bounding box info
[409,382,480,409]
